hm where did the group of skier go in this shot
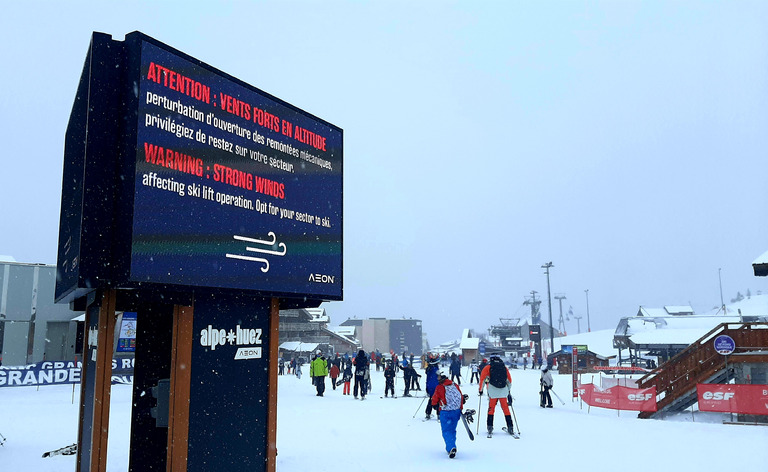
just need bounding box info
[427,353,556,458]
[303,349,427,400]
[296,349,556,459]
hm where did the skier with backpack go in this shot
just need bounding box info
[478,354,518,438]
[430,372,465,458]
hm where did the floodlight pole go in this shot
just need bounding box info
[542,262,554,359]
[585,289,591,332]
[718,268,725,314]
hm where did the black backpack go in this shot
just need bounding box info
[488,358,507,388]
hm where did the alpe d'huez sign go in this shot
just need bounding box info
[200,325,263,360]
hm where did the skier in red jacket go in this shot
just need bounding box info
[431,372,464,458]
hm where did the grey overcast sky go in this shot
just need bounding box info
[1,1,766,344]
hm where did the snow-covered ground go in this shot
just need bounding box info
[1,367,766,471]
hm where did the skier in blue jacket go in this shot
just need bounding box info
[424,353,441,420]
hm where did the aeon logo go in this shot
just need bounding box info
[309,273,335,284]
[702,391,735,401]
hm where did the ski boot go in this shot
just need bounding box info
[449,447,457,459]
[504,415,520,438]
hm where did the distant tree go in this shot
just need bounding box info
[746,289,751,299]
[730,292,744,304]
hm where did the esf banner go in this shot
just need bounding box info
[578,383,657,412]
[0,358,135,388]
[697,384,768,415]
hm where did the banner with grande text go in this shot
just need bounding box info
[0,358,134,388]
[697,384,768,416]
[578,383,657,412]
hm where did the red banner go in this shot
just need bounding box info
[697,384,768,415]
[578,383,657,412]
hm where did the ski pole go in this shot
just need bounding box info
[412,395,428,418]
[509,400,521,435]
[551,388,566,406]
[476,390,483,435]
[0,431,6,447]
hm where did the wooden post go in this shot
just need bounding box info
[167,304,194,472]
[77,289,117,472]
[266,298,280,472]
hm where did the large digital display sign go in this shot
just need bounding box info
[130,39,342,299]
[56,32,343,301]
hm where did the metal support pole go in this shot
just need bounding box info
[718,268,726,314]
[585,289,591,333]
[542,262,554,358]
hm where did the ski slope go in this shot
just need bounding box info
[0,367,766,471]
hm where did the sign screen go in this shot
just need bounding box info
[131,40,343,299]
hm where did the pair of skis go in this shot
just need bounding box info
[460,409,476,440]
[484,427,520,439]
[500,427,521,439]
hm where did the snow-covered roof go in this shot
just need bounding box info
[664,305,694,315]
[306,308,329,323]
[638,307,671,317]
[753,250,768,265]
[553,330,616,358]
[637,305,694,317]
[279,341,320,352]
[432,339,462,354]
[613,295,768,351]
[629,328,714,346]
[460,337,479,350]
[0,255,17,263]
[331,326,357,337]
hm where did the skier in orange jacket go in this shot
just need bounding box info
[478,355,516,437]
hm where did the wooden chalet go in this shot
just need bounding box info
[278,308,358,356]
[549,346,609,374]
